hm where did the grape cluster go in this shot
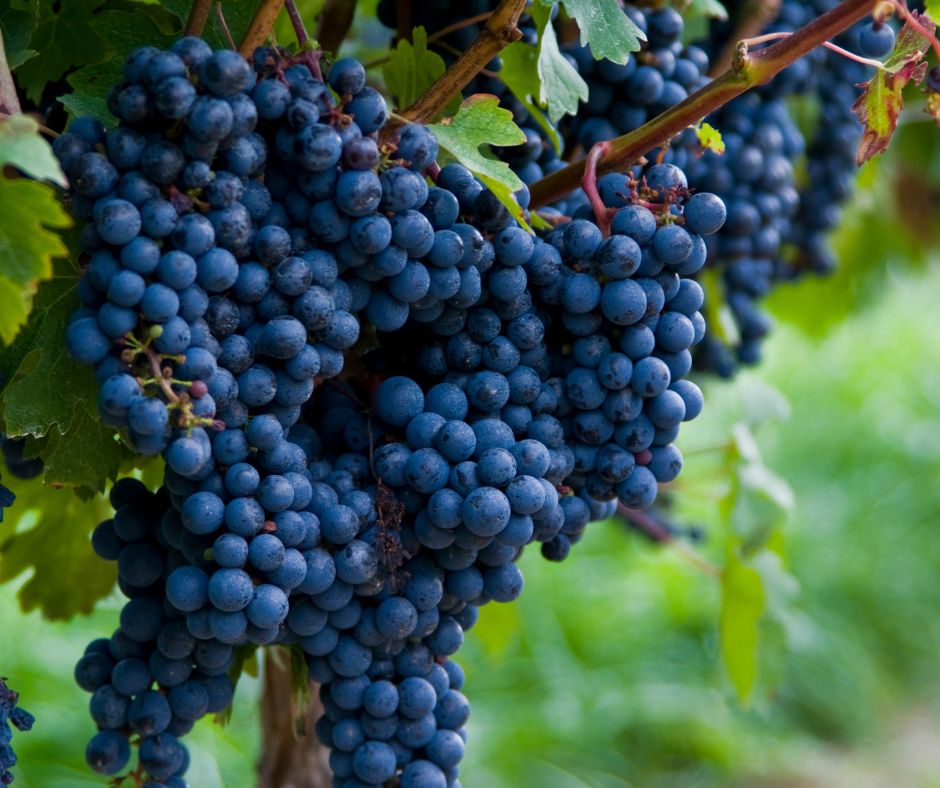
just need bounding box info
[77,479,233,785]
[688,0,878,373]
[787,1,875,274]
[59,21,725,783]
[0,678,34,785]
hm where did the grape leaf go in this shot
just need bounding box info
[530,3,588,123]
[926,0,940,25]
[695,121,725,155]
[384,27,460,115]
[719,553,765,703]
[852,11,934,165]
[499,42,562,152]
[0,274,135,493]
[0,5,38,70]
[12,0,110,104]
[0,115,66,186]
[65,8,174,115]
[550,0,645,64]
[58,92,115,126]
[0,472,115,619]
[685,0,728,23]
[0,175,71,345]
[430,95,531,232]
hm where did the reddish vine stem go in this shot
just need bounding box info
[617,504,673,543]
[239,0,287,57]
[184,0,213,36]
[398,0,527,125]
[744,30,887,68]
[582,141,612,235]
[285,0,312,47]
[317,0,358,53]
[0,30,21,116]
[710,0,782,76]
[892,0,940,61]
[528,0,878,209]
[617,504,722,577]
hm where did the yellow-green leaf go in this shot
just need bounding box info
[0,175,71,345]
[719,555,765,703]
[499,42,562,152]
[695,121,725,155]
[0,474,115,619]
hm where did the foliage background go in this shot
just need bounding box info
[4,0,940,786]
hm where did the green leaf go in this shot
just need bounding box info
[685,0,728,22]
[58,92,115,125]
[65,7,173,113]
[430,95,531,232]
[695,121,725,155]
[0,115,66,185]
[0,275,136,493]
[13,0,110,104]
[530,3,588,123]
[719,555,765,703]
[926,0,940,25]
[0,476,115,619]
[383,27,459,115]
[0,5,39,70]
[852,11,933,164]
[556,0,645,64]
[499,42,561,153]
[0,175,71,345]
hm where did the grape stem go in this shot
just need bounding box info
[743,30,889,70]
[216,1,238,50]
[316,0,358,54]
[285,0,312,47]
[528,0,877,209]
[0,30,21,116]
[582,141,613,235]
[239,0,287,57]
[892,0,940,62]
[710,0,782,76]
[617,504,722,577]
[364,11,496,69]
[397,0,527,125]
[141,344,183,406]
[184,0,213,36]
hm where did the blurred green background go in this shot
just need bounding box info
[5,127,940,786]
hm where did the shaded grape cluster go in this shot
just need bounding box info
[0,678,34,785]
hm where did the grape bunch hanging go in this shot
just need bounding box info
[20,0,909,782]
